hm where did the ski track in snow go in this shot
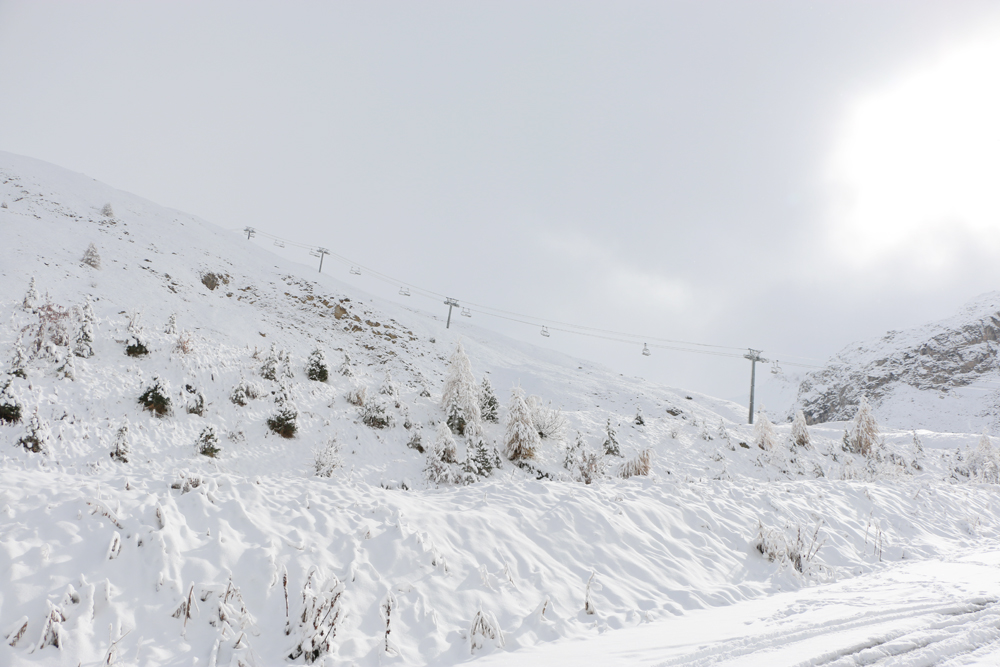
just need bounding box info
[3,151,1000,665]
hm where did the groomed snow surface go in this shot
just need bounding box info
[3,151,1000,666]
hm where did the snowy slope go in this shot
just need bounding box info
[2,151,1000,666]
[795,292,1000,432]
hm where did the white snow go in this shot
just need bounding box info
[2,150,1000,665]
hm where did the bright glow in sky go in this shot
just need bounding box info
[831,33,1000,270]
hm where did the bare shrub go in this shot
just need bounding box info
[346,385,368,407]
[619,449,652,479]
[469,608,504,653]
[101,203,115,217]
[754,521,825,573]
[527,395,566,441]
[286,569,345,664]
[110,420,130,463]
[200,272,230,291]
[174,331,194,355]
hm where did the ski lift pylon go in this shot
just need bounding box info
[349,266,361,275]
[642,343,651,357]
[398,287,410,296]
[540,326,550,337]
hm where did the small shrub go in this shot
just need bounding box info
[174,332,194,355]
[56,353,75,380]
[138,376,171,417]
[200,272,230,291]
[101,203,115,218]
[565,434,605,484]
[619,449,652,478]
[754,521,825,574]
[360,401,393,429]
[406,429,425,453]
[230,377,261,406]
[81,243,101,269]
[346,385,368,407]
[164,313,177,335]
[110,421,130,463]
[8,338,28,379]
[469,608,504,654]
[528,395,566,441]
[267,407,298,438]
[186,388,206,416]
[18,411,51,454]
[314,438,341,477]
[22,277,39,312]
[0,381,22,425]
[125,311,148,357]
[196,426,221,458]
[306,349,329,382]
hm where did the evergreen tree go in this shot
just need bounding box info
[74,297,96,358]
[110,419,130,463]
[101,202,115,218]
[602,419,621,457]
[440,341,481,437]
[18,410,51,454]
[125,311,148,357]
[22,277,39,312]
[164,313,178,335]
[56,352,75,380]
[314,438,341,477]
[973,429,998,483]
[306,349,329,382]
[197,426,221,458]
[504,386,538,461]
[0,378,22,425]
[339,353,354,377]
[469,438,502,477]
[479,377,499,423]
[8,338,28,379]
[791,409,811,448]
[81,243,101,269]
[379,370,398,398]
[138,375,171,417]
[754,408,777,451]
[425,421,460,484]
[634,408,645,426]
[911,430,924,470]
[260,344,279,381]
[849,396,879,457]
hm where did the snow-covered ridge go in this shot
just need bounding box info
[796,292,1000,431]
[2,151,1000,666]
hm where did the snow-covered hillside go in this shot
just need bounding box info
[3,151,1000,666]
[795,292,1000,432]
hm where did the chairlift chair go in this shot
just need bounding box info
[349,266,361,275]
[540,326,550,337]
[642,343,651,357]
[273,240,285,248]
[771,361,782,375]
[398,287,410,297]
[461,308,472,317]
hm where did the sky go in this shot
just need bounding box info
[2,1,1000,405]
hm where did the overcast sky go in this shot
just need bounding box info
[3,1,1000,403]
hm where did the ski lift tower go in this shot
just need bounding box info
[744,348,768,425]
[443,298,459,328]
[309,247,330,273]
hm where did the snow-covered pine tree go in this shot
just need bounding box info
[0,378,21,425]
[634,408,645,426]
[469,437,502,477]
[379,370,398,398]
[425,421,460,484]
[260,344,279,381]
[339,353,354,377]
[266,382,298,438]
[441,341,481,437]
[125,311,148,357]
[479,376,499,423]
[18,410,51,454]
[22,278,39,312]
[56,351,75,380]
[101,202,115,218]
[314,438,341,477]
[306,349,329,382]
[74,297,96,358]
[81,243,101,269]
[8,337,28,378]
[138,376,171,417]
[791,409,810,448]
[754,408,777,451]
[504,386,538,461]
[196,426,221,458]
[110,419,130,463]
[849,396,879,458]
[973,429,998,483]
[164,313,177,335]
[602,418,621,457]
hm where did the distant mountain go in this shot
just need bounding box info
[796,292,1000,432]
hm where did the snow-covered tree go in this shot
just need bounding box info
[441,341,481,437]
[479,377,499,423]
[74,298,95,358]
[101,202,115,218]
[0,378,21,425]
[18,410,51,454]
[56,351,75,380]
[81,243,101,269]
[468,437,502,477]
[791,409,810,448]
[849,396,879,457]
[22,277,39,312]
[527,395,566,441]
[339,353,354,377]
[314,438,341,477]
[260,344,280,381]
[970,429,999,483]
[379,370,398,398]
[754,408,777,451]
[602,419,621,457]
[306,348,329,382]
[504,386,538,461]
[564,432,604,484]
[110,419,130,463]
[634,408,645,426]
[138,375,171,417]
[425,421,463,485]
[164,313,177,335]
[125,311,148,357]
[911,430,924,470]
[196,426,221,458]
[8,337,28,379]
